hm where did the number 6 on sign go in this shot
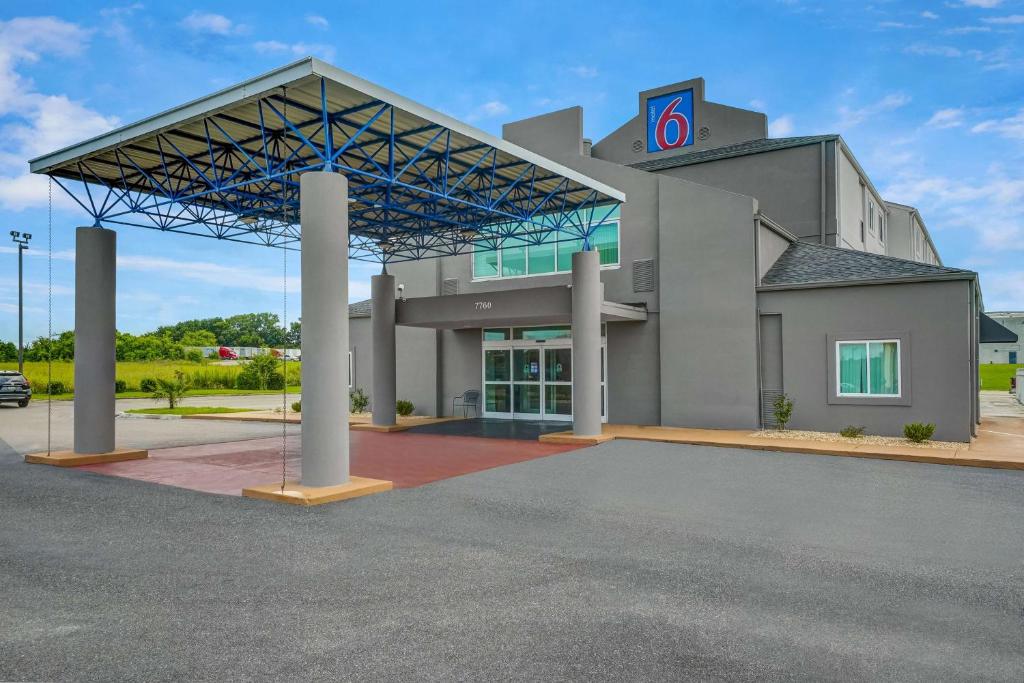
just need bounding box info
[646,89,694,153]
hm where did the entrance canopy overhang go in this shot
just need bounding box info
[395,286,647,329]
[28,57,624,264]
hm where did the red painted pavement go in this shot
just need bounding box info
[79,431,582,496]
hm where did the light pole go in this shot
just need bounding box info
[10,231,31,374]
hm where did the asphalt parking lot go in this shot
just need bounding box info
[1,427,1022,681]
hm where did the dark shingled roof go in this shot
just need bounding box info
[980,313,1018,344]
[348,299,372,317]
[630,134,838,172]
[761,241,973,287]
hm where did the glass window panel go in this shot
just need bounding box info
[868,342,899,395]
[545,385,572,415]
[513,326,571,341]
[592,223,619,265]
[483,328,510,341]
[556,236,584,272]
[501,243,527,277]
[485,349,510,382]
[528,235,556,275]
[514,384,541,414]
[485,384,510,413]
[513,349,540,382]
[473,246,498,278]
[838,343,868,394]
[545,348,572,382]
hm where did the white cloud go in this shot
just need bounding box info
[982,14,1024,24]
[904,43,963,57]
[254,40,335,61]
[943,25,992,34]
[922,11,940,19]
[749,98,766,110]
[180,11,236,35]
[567,65,598,78]
[837,92,911,129]
[878,21,912,28]
[116,254,302,293]
[971,109,1024,139]
[0,17,119,212]
[768,115,794,137]
[925,107,965,129]
[306,14,329,29]
[465,100,509,122]
[960,0,1003,7]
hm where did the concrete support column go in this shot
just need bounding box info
[74,227,117,454]
[300,171,349,487]
[371,272,397,426]
[571,249,602,436]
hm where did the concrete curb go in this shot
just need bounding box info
[116,411,182,420]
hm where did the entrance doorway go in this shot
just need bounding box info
[481,326,606,422]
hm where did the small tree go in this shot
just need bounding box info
[772,393,794,431]
[152,371,191,409]
[904,422,935,443]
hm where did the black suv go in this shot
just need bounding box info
[0,371,31,407]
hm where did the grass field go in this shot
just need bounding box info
[0,360,301,398]
[125,407,257,415]
[979,363,1022,392]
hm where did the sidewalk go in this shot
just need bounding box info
[540,417,1024,470]
[184,410,463,432]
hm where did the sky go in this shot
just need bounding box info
[1,0,1023,343]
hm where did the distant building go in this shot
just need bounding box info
[980,312,1023,364]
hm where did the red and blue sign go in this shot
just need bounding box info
[647,89,694,153]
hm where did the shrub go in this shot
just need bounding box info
[772,393,794,431]
[396,399,414,416]
[904,422,936,443]
[185,349,204,363]
[139,377,158,393]
[33,379,68,395]
[291,401,301,413]
[235,354,284,390]
[152,371,190,409]
[114,379,128,394]
[839,425,865,438]
[350,387,368,413]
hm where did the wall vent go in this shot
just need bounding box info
[441,278,459,296]
[632,258,656,293]
[761,390,782,428]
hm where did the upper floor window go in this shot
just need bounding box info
[472,206,620,280]
[868,201,875,234]
[879,215,886,243]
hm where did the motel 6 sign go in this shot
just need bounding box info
[647,89,694,153]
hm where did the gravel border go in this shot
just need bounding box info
[752,429,962,450]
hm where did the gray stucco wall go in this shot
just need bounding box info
[658,175,761,429]
[757,279,975,442]
[836,146,886,255]
[757,222,792,281]
[606,315,661,425]
[657,144,823,241]
[349,316,439,416]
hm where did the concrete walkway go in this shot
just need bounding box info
[541,417,1024,470]
[183,410,464,431]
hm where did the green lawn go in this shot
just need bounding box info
[126,406,258,416]
[979,363,1023,392]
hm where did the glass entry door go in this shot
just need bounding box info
[481,326,605,422]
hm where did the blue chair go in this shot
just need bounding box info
[452,389,480,417]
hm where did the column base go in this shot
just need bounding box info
[25,448,148,467]
[242,477,393,506]
[538,430,615,446]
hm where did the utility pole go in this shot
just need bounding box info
[10,231,31,373]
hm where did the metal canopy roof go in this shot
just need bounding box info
[29,58,624,263]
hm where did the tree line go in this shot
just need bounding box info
[0,313,300,362]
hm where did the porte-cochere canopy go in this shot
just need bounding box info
[29,58,624,263]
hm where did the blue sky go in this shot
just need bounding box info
[1,0,1023,342]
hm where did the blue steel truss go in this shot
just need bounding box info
[46,77,620,263]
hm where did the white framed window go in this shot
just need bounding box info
[472,207,620,281]
[879,214,886,243]
[868,200,875,234]
[836,340,900,397]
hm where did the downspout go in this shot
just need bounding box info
[819,141,827,245]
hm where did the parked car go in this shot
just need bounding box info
[218,346,238,360]
[0,371,31,407]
